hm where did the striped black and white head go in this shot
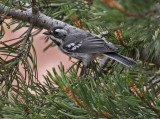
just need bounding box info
[43,26,68,45]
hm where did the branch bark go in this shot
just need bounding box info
[0,3,85,34]
[0,3,160,66]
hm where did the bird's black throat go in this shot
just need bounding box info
[50,38,61,46]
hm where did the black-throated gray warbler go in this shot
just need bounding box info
[43,26,136,75]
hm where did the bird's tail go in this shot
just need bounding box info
[105,52,136,67]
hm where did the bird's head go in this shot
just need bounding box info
[43,26,68,45]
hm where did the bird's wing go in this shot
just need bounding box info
[63,33,117,53]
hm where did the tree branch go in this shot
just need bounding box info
[0,3,85,34]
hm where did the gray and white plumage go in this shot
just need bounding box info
[43,26,136,69]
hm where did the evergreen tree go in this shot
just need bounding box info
[0,0,160,118]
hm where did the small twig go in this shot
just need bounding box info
[32,0,37,6]
[115,29,128,48]
[155,83,160,94]
[97,30,109,38]
[0,24,34,83]
[152,78,160,85]
[85,0,94,4]
[0,18,4,25]
[18,24,34,56]
[148,78,160,90]
[0,14,12,24]
[39,4,59,10]
[0,25,5,37]
[148,70,160,83]
[147,71,160,90]
[0,14,12,19]
[31,0,39,14]
[0,14,11,38]
[0,36,24,44]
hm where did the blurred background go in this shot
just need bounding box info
[2,24,75,82]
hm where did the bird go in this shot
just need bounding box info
[43,26,136,76]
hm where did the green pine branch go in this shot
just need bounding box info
[0,0,160,118]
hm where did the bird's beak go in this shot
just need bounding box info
[43,31,50,35]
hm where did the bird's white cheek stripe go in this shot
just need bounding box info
[50,35,62,43]
[55,29,67,34]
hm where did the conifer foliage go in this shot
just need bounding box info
[0,0,160,118]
